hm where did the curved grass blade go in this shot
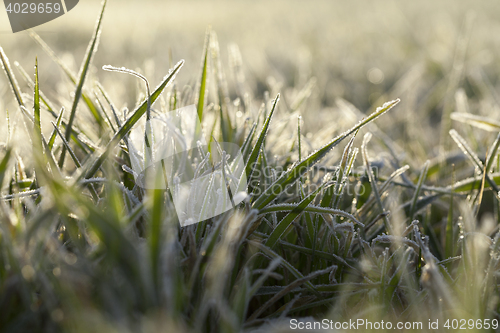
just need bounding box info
[259,204,362,226]
[0,47,24,107]
[0,148,12,190]
[449,129,499,192]
[253,99,400,210]
[81,60,184,181]
[59,0,107,167]
[409,160,430,221]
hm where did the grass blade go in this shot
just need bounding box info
[361,133,392,234]
[0,47,24,107]
[33,58,42,149]
[409,160,430,221]
[245,94,279,180]
[259,204,362,226]
[59,0,107,167]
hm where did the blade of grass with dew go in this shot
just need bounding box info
[253,99,400,210]
[48,107,65,150]
[33,58,42,151]
[323,132,358,209]
[15,61,57,117]
[247,266,334,321]
[247,240,320,296]
[449,129,500,192]
[80,60,184,181]
[409,160,430,221]
[59,0,107,168]
[96,82,122,127]
[52,123,82,169]
[279,241,357,269]
[240,122,257,161]
[245,94,279,180]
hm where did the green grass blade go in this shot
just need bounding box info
[197,30,210,121]
[451,112,500,132]
[253,99,400,211]
[245,94,279,180]
[258,204,362,226]
[248,240,320,296]
[445,165,455,259]
[52,122,82,169]
[96,82,122,127]
[0,47,24,107]
[59,0,107,168]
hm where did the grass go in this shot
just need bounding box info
[1,1,500,332]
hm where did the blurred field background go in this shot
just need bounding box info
[2,0,500,332]
[1,0,500,150]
